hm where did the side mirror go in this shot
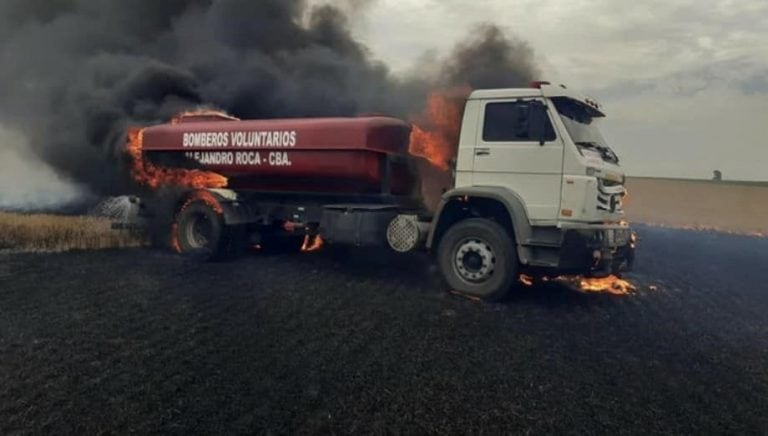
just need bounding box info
[528,101,549,146]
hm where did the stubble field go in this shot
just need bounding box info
[1,178,768,433]
[1,224,768,433]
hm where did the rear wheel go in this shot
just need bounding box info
[438,218,518,301]
[176,201,226,260]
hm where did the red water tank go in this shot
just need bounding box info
[141,116,418,195]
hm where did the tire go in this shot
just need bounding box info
[175,200,226,261]
[611,244,635,275]
[438,218,518,301]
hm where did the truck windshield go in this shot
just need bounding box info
[552,97,619,164]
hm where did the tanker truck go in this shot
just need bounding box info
[133,82,634,301]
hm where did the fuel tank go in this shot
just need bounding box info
[141,114,418,195]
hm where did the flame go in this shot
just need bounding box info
[126,126,228,190]
[519,272,638,296]
[171,108,240,125]
[519,274,535,286]
[408,88,470,170]
[301,234,324,252]
[556,275,637,296]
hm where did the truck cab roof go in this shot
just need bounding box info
[469,83,604,116]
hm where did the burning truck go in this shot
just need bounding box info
[127,82,635,301]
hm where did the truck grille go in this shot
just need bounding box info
[601,179,622,188]
[597,181,625,213]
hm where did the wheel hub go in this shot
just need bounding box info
[186,213,213,249]
[454,239,496,283]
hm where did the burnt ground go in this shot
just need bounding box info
[1,225,767,434]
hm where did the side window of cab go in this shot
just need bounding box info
[482,101,556,142]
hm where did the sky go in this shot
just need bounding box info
[349,0,768,181]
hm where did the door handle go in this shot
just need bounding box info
[475,148,491,156]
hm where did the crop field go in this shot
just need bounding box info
[0,212,145,252]
[625,177,768,235]
[1,224,767,433]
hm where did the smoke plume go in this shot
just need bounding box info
[441,24,539,89]
[0,0,538,209]
[0,126,91,211]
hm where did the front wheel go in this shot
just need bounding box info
[437,218,518,301]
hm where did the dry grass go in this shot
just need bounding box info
[0,212,146,252]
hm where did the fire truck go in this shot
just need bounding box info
[134,82,634,300]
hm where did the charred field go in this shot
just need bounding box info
[1,224,767,434]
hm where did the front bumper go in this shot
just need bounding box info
[558,224,635,276]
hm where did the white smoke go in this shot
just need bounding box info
[0,126,91,211]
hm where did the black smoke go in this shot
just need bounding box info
[0,0,538,200]
[442,24,539,89]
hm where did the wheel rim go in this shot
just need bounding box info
[453,238,496,283]
[185,212,213,250]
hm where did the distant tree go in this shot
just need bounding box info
[712,170,722,181]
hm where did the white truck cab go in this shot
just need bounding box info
[427,82,634,300]
[457,82,625,224]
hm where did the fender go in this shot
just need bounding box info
[427,186,535,263]
[203,189,260,226]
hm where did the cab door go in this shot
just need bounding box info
[471,99,564,222]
